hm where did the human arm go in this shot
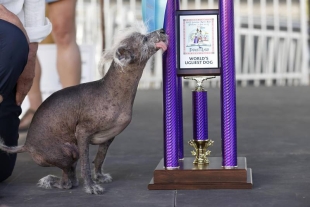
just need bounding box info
[0,1,51,105]
[0,5,35,105]
[15,42,38,106]
[0,4,38,106]
[15,0,52,105]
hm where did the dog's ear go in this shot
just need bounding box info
[115,46,135,66]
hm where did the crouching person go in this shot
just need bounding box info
[0,1,51,182]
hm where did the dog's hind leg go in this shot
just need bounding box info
[38,165,78,189]
[37,143,79,190]
[38,173,71,190]
[38,165,76,190]
[93,137,114,183]
[37,175,60,189]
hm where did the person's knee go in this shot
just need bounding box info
[52,21,76,46]
[0,20,29,97]
[48,0,77,47]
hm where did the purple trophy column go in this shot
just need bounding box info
[177,77,184,159]
[175,0,184,160]
[175,0,183,160]
[192,91,208,141]
[163,0,180,168]
[219,0,238,167]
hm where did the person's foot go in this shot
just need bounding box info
[19,109,36,132]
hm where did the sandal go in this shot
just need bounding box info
[19,109,36,132]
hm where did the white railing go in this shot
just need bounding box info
[76,0,103,78]
[81,0,309,88]
[235,0,309,87]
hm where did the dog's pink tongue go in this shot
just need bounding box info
[155,41,167,52]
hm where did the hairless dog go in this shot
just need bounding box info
[0,25,168,194]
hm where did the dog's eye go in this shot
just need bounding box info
[143,36,148,43]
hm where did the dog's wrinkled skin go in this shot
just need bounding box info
[0,27,168,194]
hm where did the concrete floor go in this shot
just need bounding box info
[1,86,310,207]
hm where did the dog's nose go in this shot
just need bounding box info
[159,28,165,34]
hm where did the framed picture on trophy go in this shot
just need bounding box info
[176,10,221,76]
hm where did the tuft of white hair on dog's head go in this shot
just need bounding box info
[99,22,148,75]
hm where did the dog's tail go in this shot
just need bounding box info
[0,138,27,153]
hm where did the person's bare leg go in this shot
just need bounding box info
[19,58,42,130]
[48,0,81,88]
[27,58,43,110]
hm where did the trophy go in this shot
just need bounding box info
[148,0,253,189]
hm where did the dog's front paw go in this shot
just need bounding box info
[84,184,105,195]
[94,173,112,184]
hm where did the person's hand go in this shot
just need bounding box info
[15,43,38,106]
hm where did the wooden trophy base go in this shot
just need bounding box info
[148,157,253,190]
